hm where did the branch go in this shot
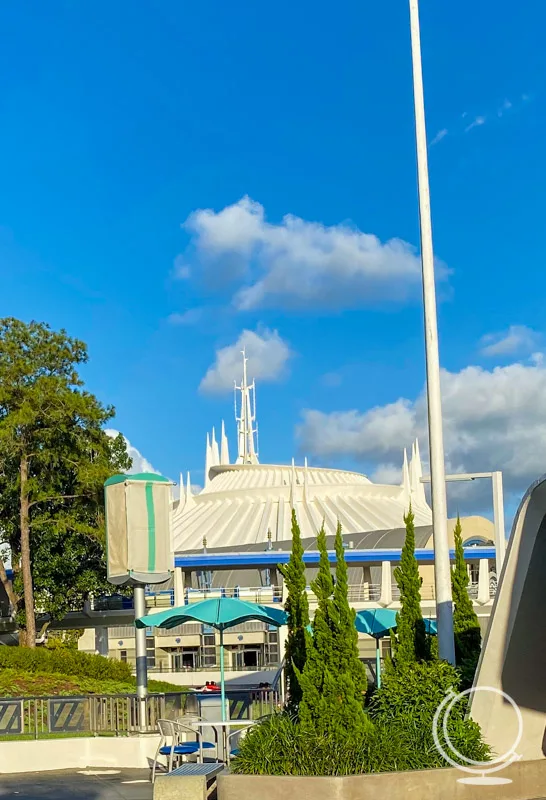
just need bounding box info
[28,494,84,510]
[0,557,19,614]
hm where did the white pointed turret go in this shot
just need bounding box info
[205,433,212,487]
[220,420,230,465]
[402,448,411,496]
[185,471,195,512]
[211,427,220,467]
[235,349,259,465]
[409,438,426,505]
[303,457,309,502]
[289,458,296,508]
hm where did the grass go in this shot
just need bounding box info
[0,669,184,697]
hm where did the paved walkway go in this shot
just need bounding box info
[0,770,152,799]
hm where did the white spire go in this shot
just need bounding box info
[185,471,195,511]
[289,458,296,508]
[303,457,309,502]
[234,349,259,465]
[205,433,212,487]
[402,448,411,495]
[211,427,220,467]
[220,420,230,465]
[409,438,426,505]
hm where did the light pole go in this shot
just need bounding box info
[408,0,455,663]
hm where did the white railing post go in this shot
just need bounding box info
[477,559,490,605]
[380,561,393,606]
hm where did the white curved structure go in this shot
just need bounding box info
[173,352,431,552]
[471,474,546,761]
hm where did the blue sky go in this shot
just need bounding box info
[1,0,545,519]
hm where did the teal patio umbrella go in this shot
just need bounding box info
[355,609,437,687]
[136,597,287,720]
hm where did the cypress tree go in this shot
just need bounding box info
[279,509,310,712]
[393,507,429,666]
[332,522,368,733]
[299,524,370,738]
[298,524,337,735]
[452,516,482,685]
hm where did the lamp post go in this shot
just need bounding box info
[408,0,455,664]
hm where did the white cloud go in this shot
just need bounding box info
[168,309,203,326]
[105,429,160,475]
[480,325,540,358]
[465,115,486,133]
[298,359,546,507]
[173,255,191,279]
[430,128,448,146]
[199,328,292,394]
[181,197,446,310]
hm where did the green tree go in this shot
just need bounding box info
[451,516,482,686]
[279,509,310,712]
[0,318,131,646]
[392,507,429,666]
[299,524,369,738]
[331,522,368,731]
[298,525,337,734]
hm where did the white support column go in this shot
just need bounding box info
[94,627,109,657]
[477,559,490,605]
[134,585,148,731]
[409,0,455,665]
[380,561,393,607]
[173,567,185,607]
[492,471,506,578]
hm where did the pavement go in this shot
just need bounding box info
[0,770,153,800]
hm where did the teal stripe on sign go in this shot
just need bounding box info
[145,482,156,573]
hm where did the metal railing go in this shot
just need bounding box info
[185,586,283,604]
[0,689,281,739]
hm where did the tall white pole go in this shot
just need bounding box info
[134,585,149,730]
[408,0,455,664]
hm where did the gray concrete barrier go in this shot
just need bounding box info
[218,758,546,800]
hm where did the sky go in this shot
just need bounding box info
[1,0,545,524]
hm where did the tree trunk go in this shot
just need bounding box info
[19,455,36,648]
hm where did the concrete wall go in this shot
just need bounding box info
[219,759,546,800]
[0,735,160,774]
[471,475,546,761]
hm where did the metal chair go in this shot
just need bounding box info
[152,719,215,782]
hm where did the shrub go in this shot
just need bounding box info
[370,660,491,766]
[233,661,490,777]
[0,646,132,682]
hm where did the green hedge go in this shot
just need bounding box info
[0,647,132,682]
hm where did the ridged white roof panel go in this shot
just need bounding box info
[172,462,431,553]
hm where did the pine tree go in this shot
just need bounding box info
[393,507,429,666]
[279,509,309,712]
[452,516,482,685]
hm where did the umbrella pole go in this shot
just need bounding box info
[376,638,381,689]
[220,628,226,722]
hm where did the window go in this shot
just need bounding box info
[171,648,199,670]
[146,636,156,668]
[232,646,262,670]
[120,650,128,663]
[201,630,217,667]
[265,630,279,666]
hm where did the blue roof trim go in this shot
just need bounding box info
[174,547,496,569]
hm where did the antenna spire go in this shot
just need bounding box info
[235,348,259,464]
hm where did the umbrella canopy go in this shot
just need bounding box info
[136,597,287,722]
[136,597,287,631]
[354,608,437,688]
[354,609,437,638]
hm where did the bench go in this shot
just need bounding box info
[153,762,225,800]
